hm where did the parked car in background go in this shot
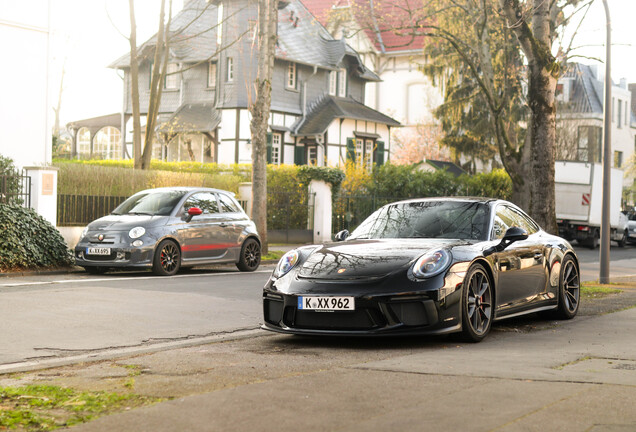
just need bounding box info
[626,211,636,244]
[75,187,261,276]
[263,197,580,342]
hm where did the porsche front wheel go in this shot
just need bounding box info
[461,263,493,342]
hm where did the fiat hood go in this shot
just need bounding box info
[297,239,462,280]
[87,214,168,231]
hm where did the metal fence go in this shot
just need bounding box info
[333,194,410,233]
[267,189,315,243]
[57,194,127,226]
[0,171,32,207]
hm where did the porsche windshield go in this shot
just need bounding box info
[112,190,187,216]
[349,200,490,240]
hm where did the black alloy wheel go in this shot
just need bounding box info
[152,240,181,276]
[555,255,580,319]
[236,238,261,272]
[461,263,493,342]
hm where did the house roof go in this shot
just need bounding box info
[301,0,427,54]
[110,0,379,81]
[423,159,467,178]
[157,102,221,133]
[293,95,400,135]
[66,113,124,132]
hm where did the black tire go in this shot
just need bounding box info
[152,240,181,276]
[84,266,107,275]
[460,263,493,343]
[236,238,261,272]
[554,255,580,319]
[587,229,599,249]
[617,230,627,248]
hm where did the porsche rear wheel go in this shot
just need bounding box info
[554,255,580,319]
[152,240,181,276]
[461,263,493,342]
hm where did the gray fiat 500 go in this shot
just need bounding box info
[75,187,261,276]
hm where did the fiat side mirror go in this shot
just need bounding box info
[484,226,528,256]
[185,207,202,222]
[334,229,349,242]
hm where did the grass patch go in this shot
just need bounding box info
[262,250,285,261]
[0,385,161,431]
[581,282,623,299]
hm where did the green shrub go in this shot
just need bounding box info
[0,155,22,205]
[0,204,73,271]
[459,169,512,200]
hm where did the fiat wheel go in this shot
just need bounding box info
[152,240,181,276]
[236,238,261,272]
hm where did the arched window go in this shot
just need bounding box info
[94,127,122,159]
[77,127,91,157]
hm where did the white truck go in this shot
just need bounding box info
[555,161,628,248]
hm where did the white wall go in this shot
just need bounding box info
[0,1,51,169]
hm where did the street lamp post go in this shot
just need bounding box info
[600,0,611,284]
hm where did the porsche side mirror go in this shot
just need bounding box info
[334,229,349,242]
[185,207,202,222]
[484,226,528,256]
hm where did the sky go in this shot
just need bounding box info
[49,0,636,125]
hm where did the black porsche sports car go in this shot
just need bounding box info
[262,197,580,342]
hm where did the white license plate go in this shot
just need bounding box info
[87,247,111,256]
[298,296,355,311]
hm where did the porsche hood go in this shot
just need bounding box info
[296,239,462,280]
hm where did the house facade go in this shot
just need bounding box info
[556,63,636,198]
[104,0,399,167]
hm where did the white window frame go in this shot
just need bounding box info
[329,71,337,95]
[308,146,318,166]
[164,63,179,89]
[227,57,234,82]
[287,62,296,89]
[272,133,282,165]
[337,69,347,97]
[355,138,363,166]
[364,139,374,168]
[216,3,223,46]
[208,61,217,88]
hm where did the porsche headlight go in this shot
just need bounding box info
[274,250,300,278]
[128,226,146,239]
[411,249,451,279]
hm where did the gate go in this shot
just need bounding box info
[0,170,32,207]
[57,194,127,226]
[267,189,315,244]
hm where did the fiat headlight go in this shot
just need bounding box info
[81,227,89,239]
[411,249,451,279]
[129,226,146,239]
[274,250,300,278]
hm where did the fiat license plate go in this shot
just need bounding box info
[298,296,355,311]
[87,247,111,256]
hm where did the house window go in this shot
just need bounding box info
[272,133,281,164]
[577,126,602,163]
[77,127,91,156]
[94,127,122,159]
[287,62,296,89]
[618,100,622,128]
[337,69,346,97]
[364,139,373,167]
[614,151,623,168]
[165,63,179,89]
[226,57,234,82]
[355,138,363,166]
[328,71,337,95]
[216,3,223,46]
[208,62,217,87]
[308,146,318,166]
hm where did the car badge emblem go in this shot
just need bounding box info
[98,234,104,242]
[337,268,346,274]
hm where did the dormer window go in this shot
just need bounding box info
[227,57,234,82]
[328,71,337,95]
[208,61,217,88]
[216,3,223,46]
[287,62,297,89]
[164,63,179,89]
[337,69,346,97]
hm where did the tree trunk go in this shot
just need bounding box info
[249,0,277,255]
[128,0,142,170]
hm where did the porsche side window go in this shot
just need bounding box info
[493,207,515,239]
[508,207,539,234]
[217,193,240,213]
[184,192,219,214]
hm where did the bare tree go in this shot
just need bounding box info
[248,0,278,255]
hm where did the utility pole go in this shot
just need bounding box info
[600,0,611,283]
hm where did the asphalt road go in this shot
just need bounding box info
[0,243,634,370]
